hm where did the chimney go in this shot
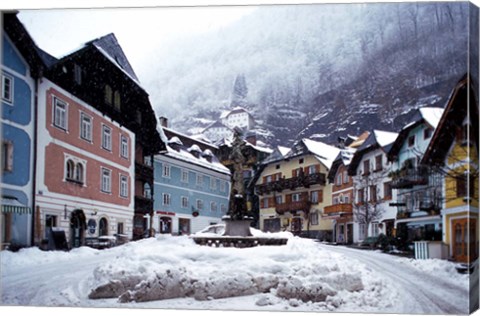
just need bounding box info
[159,116,168,128]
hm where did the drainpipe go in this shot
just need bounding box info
[31,73,40,246]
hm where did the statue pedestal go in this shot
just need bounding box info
[223,217,252,237]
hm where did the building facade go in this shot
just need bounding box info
[423,75,478,263]
[221,107,255,131]
[348,130,398,243]
[34,79,136,247]
[153,132,231,235]
[387,107,444,245]
[1,27,36,247]
[255,139,339,239]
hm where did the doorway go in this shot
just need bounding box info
[70,209,86,248]
[452,218,477,263]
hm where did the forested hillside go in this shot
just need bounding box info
[145,2,472,147]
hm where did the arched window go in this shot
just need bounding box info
[99,217,108,236]
[113,91,121,110]
[66,159,75,180]
[104,85,113,105]
[144,183,152,199]
[75,163,84,183]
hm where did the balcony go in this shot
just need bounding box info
[135,195,153,214]
[275,200,311,215]
[256,172,326,195]
[391,197,441,219]
[135,162,153,182]
[324,203,353,216]
[390,166,429,189]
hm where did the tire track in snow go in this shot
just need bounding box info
[319,244,469,314]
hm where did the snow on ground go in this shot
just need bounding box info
[0,232,473,316]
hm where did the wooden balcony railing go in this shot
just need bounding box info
[324,203,353,216]
[275,199,311,215]
[135,195,153,214]
[135,162,154,182]
[256,172,326,195]
[390,166,429,189]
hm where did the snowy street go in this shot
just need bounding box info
[0,234,471,315]
[319,245,470,314]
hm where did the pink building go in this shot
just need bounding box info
[34,79,135,248]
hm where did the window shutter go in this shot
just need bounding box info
[286,194,292,203]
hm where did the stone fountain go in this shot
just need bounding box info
[192,130,288,248]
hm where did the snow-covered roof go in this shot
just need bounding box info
[302,138,341,170]
[224,106,253,118]
[373,130,398,147]
[278,146,290,157]
[419,107,444,129]
[162,145,230,175]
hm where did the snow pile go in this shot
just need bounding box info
[84,235,398,311]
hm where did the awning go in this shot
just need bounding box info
[1,197,31,214]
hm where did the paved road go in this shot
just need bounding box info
[319,244,470,314]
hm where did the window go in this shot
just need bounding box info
[2,141,13,172]
[408,135,415,147]
[120,136,129,159]
[357,189,365,204]
[211,201,217,212]
[359,223,366,239]
[74,64,82,84]
[144,183,152,199]
[196,174,203,186]
[336,173,342,186]
[310,212,319,225]
[262,198,269,208]
[375,155,382,172]
[102,125,112,151]
[105,85,113,104]
[275,195,282,205]
[196,199,204,210]
[220,180,226,192]
[333,196,339,205]
[276,164,280,170]
[292,193,302,202]
[101,168,111,193]
[162,164,171,178]
[181,196,189,208]
[80,113,92,142]
[2,73,13,104]
[343,171,349,184]
[163,193,171,206]
[117,223,124,235]
[120,175,128,198]
[424,128,433,139]
[371,223,379,237]
[114,91,121,110]
[299,158,304,164]
[221,204,227,213]
[65,159,84,184]
[370,185,377,202]
[53,97,67,130]
[384,182,392,200]
[181,169,189,183]
[363,160,370,175]
[311,191,319,203]
[265,175,273,183]
[308,165,316,175]
[344,196,350,204]
[210,178,217,190]
[456,175,467,198]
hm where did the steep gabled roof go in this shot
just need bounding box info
[284,138,340,170]
[348,130,398,175]
[422,74,479,165]
[388,107,444,160]
[203,120,232,132]
[260,145,291,165]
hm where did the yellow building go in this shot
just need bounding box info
[423,75,479,263]
[255,139,340,240]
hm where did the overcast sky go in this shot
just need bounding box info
[16,5,257,84]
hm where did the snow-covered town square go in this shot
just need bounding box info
[0,230,473,314]
[1,0,480,315]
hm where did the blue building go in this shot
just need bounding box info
[153,125,231,235]
[1,12,50,248]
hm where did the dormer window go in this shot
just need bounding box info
[114,91,121,111]
[104,85,113,105]
[74,64,82,85]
